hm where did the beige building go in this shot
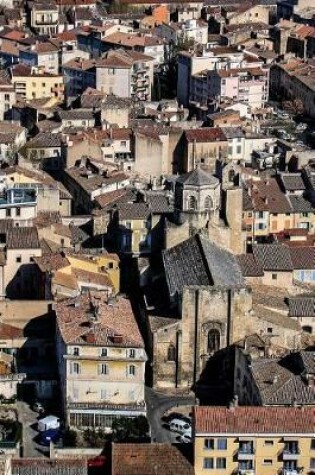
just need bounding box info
[175,128,228,173]
[194,406,315,475]
[11,64,64,101]
[55,291,147,428]
[133,127,182,179]
[30,2,59,35]
[4,226,42,299]
[96,50,154,101]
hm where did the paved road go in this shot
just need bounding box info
[17,402,48,457]
[145,387,195,443]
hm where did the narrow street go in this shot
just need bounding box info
[16,401,48,458]
[145,387,195,443]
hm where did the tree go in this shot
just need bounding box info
[112,416,149,442]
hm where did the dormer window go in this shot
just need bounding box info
[73,347,79,356]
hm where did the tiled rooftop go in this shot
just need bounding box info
[55,291,144,347]
[194,406,314,434]
[112,443,193,475]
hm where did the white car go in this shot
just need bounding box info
[179,429,192,443]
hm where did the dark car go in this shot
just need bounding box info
[39,428,61,446]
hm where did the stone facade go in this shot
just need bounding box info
[151,285,252,389]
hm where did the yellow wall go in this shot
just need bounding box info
[195,435,315,475]
[13,75,64,101]
[66,255,120,293]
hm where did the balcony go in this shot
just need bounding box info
[282,471,298,475]
[238,450,255,460]
[282,450,300,461]
[238,470,255,475]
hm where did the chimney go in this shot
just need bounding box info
[112,334,123,344]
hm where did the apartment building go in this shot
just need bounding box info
[19,41,59,75]
[62,58,96,102]
[11,64,64,101]
[0,78,15,121]
[177,47,259,107]
[271,59,315,118]
[96,50,154,101]
[101,32,166,66]
[191,67,269,109]
[0,187,37,224]
[194,406,315,475]
[55,291,147,428]
[30,2,59,35]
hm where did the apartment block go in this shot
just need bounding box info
[55,291,147,428]
[11,64,64,101]
[194,406,315,475]
[96,50,154,101]
[30,2,59,35]
[191,67,269,109]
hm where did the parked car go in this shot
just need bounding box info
[33,401,45,414]
[39,428,61,446]
[169,418,191,434]
[162,412,191,425]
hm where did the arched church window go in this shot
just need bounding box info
[188,195,197,210]
[204,196,213,210]
[167,344,176,362]
[207,329,220,353]
[228,169,235,182]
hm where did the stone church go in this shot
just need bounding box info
[149,233,253,389]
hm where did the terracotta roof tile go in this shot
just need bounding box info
[184,127,226,143]
[112,443,194,475]
[194,406,314,434]
[55,291,144,348]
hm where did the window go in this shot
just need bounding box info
[228,169,235,182]
[16,207,21,216]
[125,221,132,229]
[263,460,273,465]
[99,363,108,375]
[100,348,107,357]
[101,389,107,400]
[4,94,9,101]
[302,212,309,217]
[60,238,65,246]
[311,439,315,450]
[258,211,264,218]
[188,195,197,210]
[267,327,273,334]
[73,347,79,356]
[203,458,214,469]
[108,262,113,269]
[264,440,274,445]
[272,273,277,280]
[16,256,22,263]
[167,344,176,362]
[204,439,214,450]
[204,196,213,210]
[129,349,136,358]
[216,458,226,469]
[208,329,220,353]
[71,362,80,374]
[121,141,127,147]
[129,364,136,376]
[236,145,242,154]
[310,458,315,469]
[6,208,11,217]
[29,256,34,262]
[228,146,233,155]
[217,439,227,450]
